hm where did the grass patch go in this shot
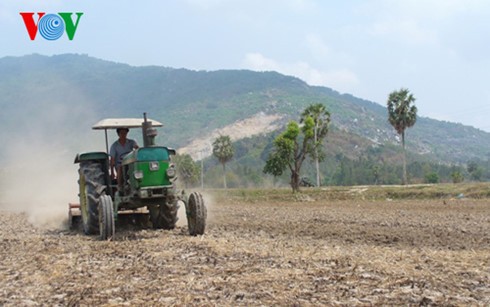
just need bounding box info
[206,182,490,202]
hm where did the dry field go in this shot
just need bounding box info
[1,191,489,306]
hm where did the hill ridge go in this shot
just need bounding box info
[0,53,489,165]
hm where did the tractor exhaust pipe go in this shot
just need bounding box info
[142,112,158,147]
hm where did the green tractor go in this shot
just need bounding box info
[69,113,206,240]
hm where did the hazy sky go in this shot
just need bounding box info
[2,0,490,132]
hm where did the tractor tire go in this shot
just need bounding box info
[150,199,179,230]
[78,161,107,235]
[186,192,207,236]
[99,195,115,240]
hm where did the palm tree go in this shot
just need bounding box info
[212,135,234,189]
[387,88,417,185]
[300,103,331,187]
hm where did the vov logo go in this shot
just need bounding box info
[20,12,84,41]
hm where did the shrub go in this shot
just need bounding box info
[425,172,440,184]
[451,171,464,184]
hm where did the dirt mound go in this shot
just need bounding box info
[178,112,283,160]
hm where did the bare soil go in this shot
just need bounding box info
[1,197,489,306]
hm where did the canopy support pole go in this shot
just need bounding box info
[104,128,109,154]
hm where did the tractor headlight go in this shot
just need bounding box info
[166,166,176,178]
[134,170,144,180]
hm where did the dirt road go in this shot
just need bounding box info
[1,197,489,306]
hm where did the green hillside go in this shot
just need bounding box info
[1,53,490,185]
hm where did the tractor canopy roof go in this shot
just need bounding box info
[92,118,163,130]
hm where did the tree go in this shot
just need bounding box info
[264,113,327,192]
[300,103,331,186]
[173,154,200,188]
[212,135,234,189]
[424,172,440,184]
[451,171,464,183]
[372,165,380,185]
[387,88,417,185]
[467,161,483,181]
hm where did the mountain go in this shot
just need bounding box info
[1,53,490,171]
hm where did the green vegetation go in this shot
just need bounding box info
[264,104,331,192]
[263,121,306,192]
[387,88,418,185]
[300,103,331,186]
[1,54,490,164]
[212,135,234,189]
[173,154,200,188]
[424,172,440,184]
[467,161,484,181]
[199,131,490,188]
[210,182,490,203]
[1,54,490,188]
[451,171,464,183]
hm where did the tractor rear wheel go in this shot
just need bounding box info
[150,200,179,230]
[186,192,207,236]
[99,195,115,240]
[78,161,107,235]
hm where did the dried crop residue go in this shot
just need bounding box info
[1,197,489,306]
[178,112,283,160]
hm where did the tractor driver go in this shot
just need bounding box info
[110,128,139,190]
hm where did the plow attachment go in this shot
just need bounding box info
[68,203,81,229]
[68,203,151,231]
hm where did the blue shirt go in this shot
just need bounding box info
[110,139,138,166]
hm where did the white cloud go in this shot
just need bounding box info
[364,0,490,46]
[369,18,438,45]
[243,53,277,71]
[386,0,488,19]
[243,52,359,93]
[305,33,330,60]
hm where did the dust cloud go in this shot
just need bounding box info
[0,144,78,229]
[0,103,102,229]
[201,191,215,224]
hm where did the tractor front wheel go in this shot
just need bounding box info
[186,192,207,236]
[99,195,115,240]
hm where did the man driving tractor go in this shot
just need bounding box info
[109,127,139,190]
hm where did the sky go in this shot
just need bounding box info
[1,0,490,132]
